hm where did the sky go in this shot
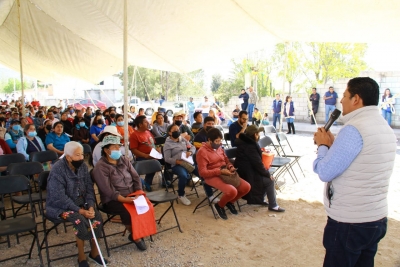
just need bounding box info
[1,43,400,94]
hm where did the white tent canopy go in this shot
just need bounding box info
[1,0,400,83]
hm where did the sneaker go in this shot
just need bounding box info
[208,196,220,204]
[89,253,108,266]
[214,203,228,220]
[225,202,238,215]
[141,179,152,192]
[179,195,191,206]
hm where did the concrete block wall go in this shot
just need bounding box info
[222,71,400,128]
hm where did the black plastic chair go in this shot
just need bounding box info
[223,133,231,147]
[0,153,26,169]
[29,150,58,163]
[82,143,92,155]
[7,162,44,217]
[154,136,166,146]
[0,175,43,266]
[275,132,305,179]
[135,160,182,236]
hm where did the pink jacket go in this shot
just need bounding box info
[196,143,234,180]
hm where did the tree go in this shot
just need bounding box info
[210,74,222,92]
[1,78,29,94]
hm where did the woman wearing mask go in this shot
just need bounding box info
[17,123,46,160]
[115,114,134,144]
[45,122,70,156]
[4,119,23,152]
[284,95,295,134]
[105,108,117,126]
[38,119,52,144]
[163,124,198,206]
[72,118,90,144]
[61,112,74,135]
[89,114,106,149]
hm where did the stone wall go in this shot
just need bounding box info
[221,72,400,128]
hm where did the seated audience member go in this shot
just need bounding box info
[92,126,133,166]
[61,112,74,135]
[0,138,13,170]
[208,108,221,125]
[128,106,137,119]
[45,121,70,156]
[172,111,194,142]
[196,128,251,220]
[73,109,84,127]
[46,110,59,125]
[93,136,150,251]
[138,108,145,116]
[4,119,23,152]
[227,105,240,127]
[115,114,134,144]
[5,111,19,128]
[261,113,270,126]
[105,107,117,126]
[38,119,52,145]
[150,107,164,126]
[193,116,215,149]
[129,115,163,192]
[34,110,45,130]
[217,108,225,124]
[89,114,106,148]
[72,118,90,144]
[234,125,285,212]
[46,141,107,266]
[252,107,262,126]
[83,107,94,127]
[17,123,46,161]
[151,113,169,138]
[164,124,198,206]
[229,110,248,147]
[191,111,203,135]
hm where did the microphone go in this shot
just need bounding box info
[324,109,341,131]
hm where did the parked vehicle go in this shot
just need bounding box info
[115,97,159,116]
[72,99,107,111]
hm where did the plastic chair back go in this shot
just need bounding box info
[29,150,58,163]
[0,175,31,194]
[134,159,162,175]
[224,147,237,159]
[7,162,44,177]
[0,153,26,167]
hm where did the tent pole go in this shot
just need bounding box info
[17,0,25,114]
[123,0,129,156]
[279,42,289,132]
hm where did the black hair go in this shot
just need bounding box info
[193,111,202,120]
[53,121,64,129]
[206,128,223,142]
[101,144,111,157]
[115,114,123,121]
[382,88,393,102]
[239,110,248,117]
[285,95,291,102]
[167,124,179,134]
[347,77,379,106]
[139,108,144,112]
[134,115,147,127]
[156,113,164,119]
[203,116,215,124]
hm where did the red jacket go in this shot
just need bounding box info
[0,139,12,154]
[196,142,234,180]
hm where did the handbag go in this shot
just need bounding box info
[220,169,241,187]
[179,161,195,173]
[262,152,275,169]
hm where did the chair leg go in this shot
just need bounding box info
[101,225,111,257]
[169,201,182,233]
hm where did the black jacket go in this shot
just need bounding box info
[234,133,271,204]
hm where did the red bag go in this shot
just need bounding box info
[122,190,157,240]
[262,152,275,169]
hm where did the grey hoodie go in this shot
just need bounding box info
[163,136,196,167]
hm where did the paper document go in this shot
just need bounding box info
[133,195,149,215]
[181,152,194,165]
[150,148,163,159]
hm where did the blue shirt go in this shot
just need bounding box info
[45,132,70,151]
[229,121,244,147]
[90,124,106,144]
[324,91,338,105]
[187,101,195,112]
[313,125,363,182]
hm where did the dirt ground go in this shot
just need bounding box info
[1,134,399,267]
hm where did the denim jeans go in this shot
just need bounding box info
[202,113,208,119]
[248,103,255,119]
[272,113,281,129]
[285,118,294,123]
[323,216,387,267]
[382,110,392,125]
[325,104,337,125]
[172,164,213,197]
[188,111,195,125]
[241,102,248,112]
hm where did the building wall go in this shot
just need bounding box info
[222,72,400,128]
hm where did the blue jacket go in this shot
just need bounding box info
[239,93,249,103]
[284,102,295,117]
[272,99,282,113]
[16,136,46,160]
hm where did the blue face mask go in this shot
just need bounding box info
[28,131,37,137]
[79,122,86,127]
[109,150,121,160]
[12,125,20,131]
[117,121,124,127]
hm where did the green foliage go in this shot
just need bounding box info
[210,74,222,92]
[118,67,205,101]
[1,78,30,94]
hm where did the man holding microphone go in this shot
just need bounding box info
[313,77,396,267]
